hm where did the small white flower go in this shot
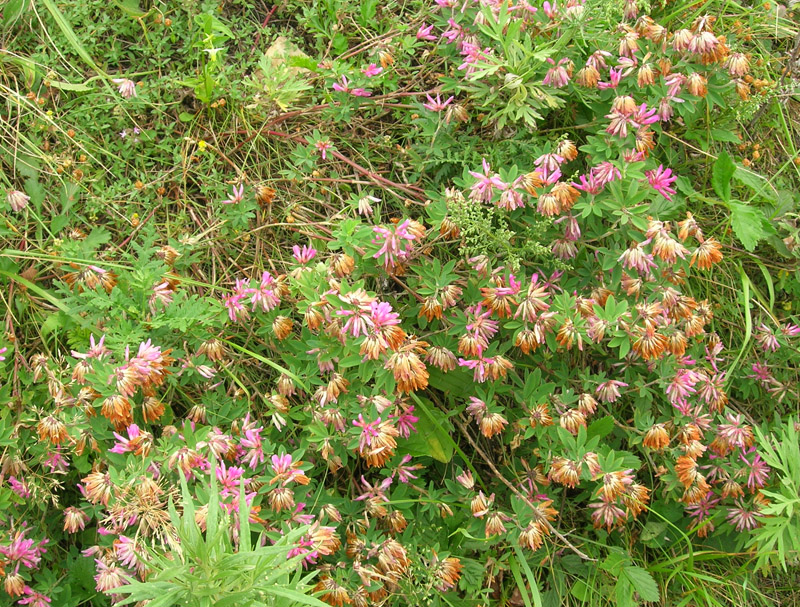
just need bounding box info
[358,195,380,217]
[203,47,225,62]
[7,190,30,212]
[112,78,137,99]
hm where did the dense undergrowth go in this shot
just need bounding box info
[1,0,800,605]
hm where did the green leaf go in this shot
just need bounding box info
[710,128,741,143]
[2,0,27,26]
[601,550,629,574]
[237,477,251,552]
[733,164,771,198]
[84,226,111,250]
[458,558,486,593]
[359,0,378,24]
[587,416,615,441]
[427,366,471,399]
[3,0,28,26]
[570,579,591,601]
[640,520,668,544]
[51,215,70,234]
[623,566,660,602]
[513,546,543,607]
[264,586,329,607]
[24,177,46,209]
[112,0,149,17]
[724,266,753,388]
[614,575,634,607]
[712,151,734,202]
[207,457,219,554]
[39,0,107,76]
[115,586,183,607]
[0,269,95,331]
[404,397,454,463]
[729,202,767,251]
[47,79,93,92]
[338,354,363,368]
[40,311,70,337]
[223,340,310,392]
[509,554,533,607]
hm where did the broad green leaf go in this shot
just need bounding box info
[587,416,615,441]
[600,549,629,574]
[51,215,70,234]
[1,54,39,88]
[712,151,734,202]
[729,202,767,251]
[84,226,111,249]
[617,336,631,359]
[2,0,27,26]
[24,177,46,209]
[570,579,591,601]
[450,527,491,542]
[338,354,363,368]
[112,0,149,17]
[427,366,471,399]
[710,128,741,143]
[640,520,668,543]
[40,311,69,337]
[623,566,660,602]
[733,164,771,198]
[404,397,454,462]
[614,575,634,607]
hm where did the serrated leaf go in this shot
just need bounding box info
[51,214,70,234]
[712,151,734,202]
[615,575,634,607]
[84,226,111,250]
[23,177,45,209]
[601,549,629,574]
[729,202,767,251]
[733,164,771,197]
[40,311,68,337]
[559,554,588,576]
[623,566,660,602]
